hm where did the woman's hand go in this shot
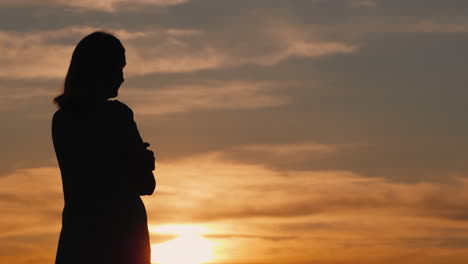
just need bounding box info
[142,142,156,171]
[129,142,156,195]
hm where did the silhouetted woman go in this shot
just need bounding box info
[52,31,156,264]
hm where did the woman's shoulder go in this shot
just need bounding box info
[52,108,64,123]
[106,100,134,119]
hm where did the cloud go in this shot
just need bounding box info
[0,23,358,79]
[0,31,72,80]
[0,1,467,81]
[0,26,151,80]
[347,0,377,8]
[315,18,468,41]
[0,87,56,112]
[209,142,343,174]
[0,0,189,12]
[238,142,337,157]
[209,138,468,182]
[125,38,356,76]
[123,19,358,75]
[404,19,468,33]
[215,141,347,171]
[203,233,295,241]
[0,167,62,239]
[145,151,468,223]
[120,81,290,116]
[62,0,189,11]
[142,152,468,263]
[358,18,468,35]
[1,2,468,263]
[2,156,468,264]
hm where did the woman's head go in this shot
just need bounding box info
[54,31,126,108]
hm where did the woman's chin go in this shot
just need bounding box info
[107,91,118,99]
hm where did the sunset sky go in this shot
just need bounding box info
[1,0,468,263]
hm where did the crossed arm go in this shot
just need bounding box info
[115,102,156,196]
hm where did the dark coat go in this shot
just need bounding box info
[52,100,155,264]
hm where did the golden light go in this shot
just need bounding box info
[150,225,214,264]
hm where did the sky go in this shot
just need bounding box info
[1,0,468,263]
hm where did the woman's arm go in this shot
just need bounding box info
[112,101,156,196]
[132,143,156,195]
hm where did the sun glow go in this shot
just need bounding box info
[150,225,214,264]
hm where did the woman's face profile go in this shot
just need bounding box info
[55,32,128,107]
[104,52,126,99]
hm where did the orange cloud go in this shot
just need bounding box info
[120,81,289,116]
[0,167,62,238]
[0,26,150,79]
[0,24,358,79]
[2,154,468,264]
[0,0,189,11]
[0,87,55,112]
[145,152,468,263]
[239,142,337,156]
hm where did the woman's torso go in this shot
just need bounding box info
[52,101,150,264]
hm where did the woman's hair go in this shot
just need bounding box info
[54,31,125,108]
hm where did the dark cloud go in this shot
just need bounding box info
[128,31,468,182]
[0,111,56,177]
[406,236,468,249]
[2,29,467,182]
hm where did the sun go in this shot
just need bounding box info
[150,225,214,264]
